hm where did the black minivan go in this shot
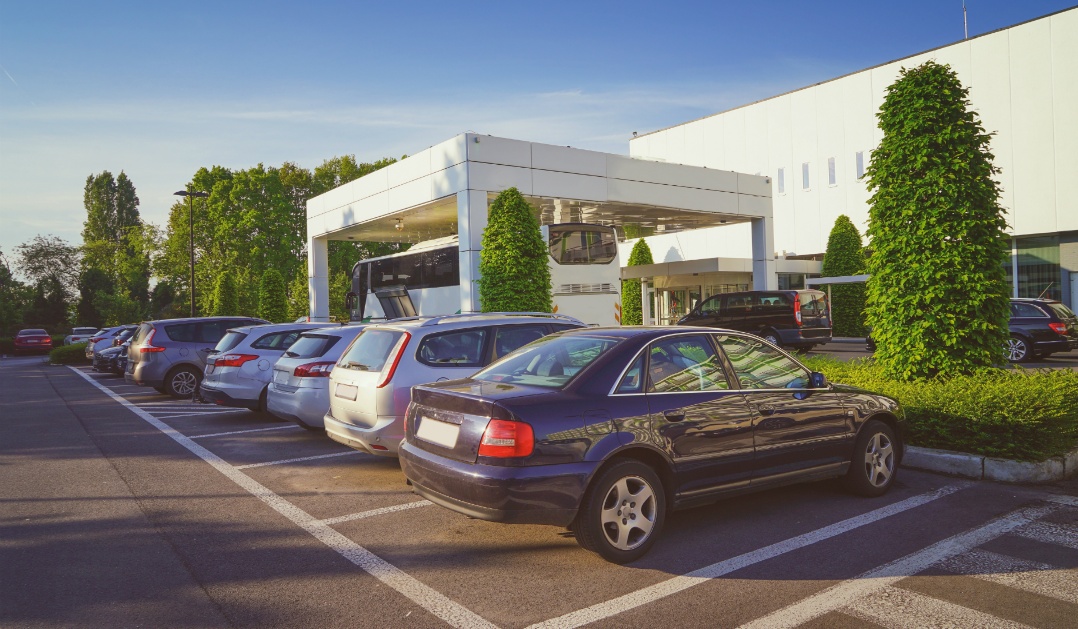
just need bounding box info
[677,289,832,350]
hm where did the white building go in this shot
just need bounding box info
[629,6,1078,312]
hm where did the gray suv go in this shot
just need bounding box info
[325,313,584,456]
[126,316,268,397]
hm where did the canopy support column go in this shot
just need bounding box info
[308,235,330,322]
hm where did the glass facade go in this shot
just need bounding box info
[1015,236,1061,300]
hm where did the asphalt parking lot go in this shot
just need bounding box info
[2,356,1077,628]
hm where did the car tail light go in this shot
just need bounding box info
[794,298,803,326]
[478,419,534,458]
[89,337,103,344]
[140,328,165,353]
[375,332,411,388]
[1049,322,1067,335]
[293,361,335,377]
[214,353,258,367]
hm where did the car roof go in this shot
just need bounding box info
[1011,297,1060,303]
[144,316,269,325]
[363,312,585,332]
[544,325,743,341]
[227,322,337,335]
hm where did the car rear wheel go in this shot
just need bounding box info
[1004,335,1031,363]
[250,387,268,413]
[843,420,898,497]
[574,460,665,564]
[164,366,201,398]
[762,329,781,347]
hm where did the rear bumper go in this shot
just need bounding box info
[267,384,328,428]
[1033,337,1078,353]
[399,441,596,527]
[323,411,403,456]
[778,329,831,347]
[200,383,259,410]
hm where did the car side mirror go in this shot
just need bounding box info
[809,372,829,389]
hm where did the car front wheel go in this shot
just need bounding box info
[843,420,898,497]
[164,366,201,398]
[574,460,665,564]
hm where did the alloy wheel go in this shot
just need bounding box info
[171,371,198,396]
[1004,337,1028,362]
[864,432,895,488]
[599,475,658,551]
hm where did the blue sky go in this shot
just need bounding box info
[1,0,1074,264]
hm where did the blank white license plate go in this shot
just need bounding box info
[415,417,459,449]
[274,370,288,384]
[335,383,358,400]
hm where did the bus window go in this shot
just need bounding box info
[548,226,617,265]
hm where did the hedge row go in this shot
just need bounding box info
[802,356,1078,462]
[49,342,90,365]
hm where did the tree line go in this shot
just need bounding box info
[0,155,403,336]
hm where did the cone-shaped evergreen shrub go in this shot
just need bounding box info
[478,188,551,313]
[211,271,239,316]
[258,268,288,323]
[821,215,868,337]
[621,239,654,325]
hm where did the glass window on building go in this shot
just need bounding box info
[1015,235,1061,301]
[855,151,865,179]
[828,157,837,186]
[802,162,810,190]
[777,168,785,194]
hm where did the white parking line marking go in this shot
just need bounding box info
[527,484,967,629]
[937,549,1078,604]
[844,584,1033,629]
[151,410,249,419]
[319,501,433,526]
[234,451,362,469]
[70,367,496,629]
[190,425,304,439]
[1014,521,1078,550]
[734,504,1057,629]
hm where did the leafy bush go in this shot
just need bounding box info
[821,215,867,337]
[865,61,1010,380]
[802,356,1078,461]
[621,240,654,325]
[478,187,551,313]
[50,342,89,364]
[211,271,239,316]
[258,268,289,323]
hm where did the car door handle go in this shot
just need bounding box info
[663,409,686,422]
[754,403,776,415]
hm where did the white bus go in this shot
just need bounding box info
[346,223,622,326]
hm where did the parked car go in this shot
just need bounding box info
[677,289,832,351]
[112,341,130,376]
[199,322,340,411]
[93,345,125,374]
[268,325,370,430]
[64,327,99,346]
[399,326,905,563]
[325,313,586,456]
[125,316,269,398]
[13,328,53,355]
[85,325,137,359]
[865,298,1078,363]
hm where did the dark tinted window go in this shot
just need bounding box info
[616,353,646,393]
[1047,302,1076,320]
[754,293,793,311]
[164,323,197,342]
[548,226,617,265]
[18,329,49,336]
[338,329,405,371]
[699,296,722,316]
[132,323,153,344]
[197,321,228,343]
[647,335,729,392]
[1010,302,1047,318]
[251,330,304,350]
[214,331,249,353]
[724,294,753,316]
[417,329,489,366]
[716,334,809,389]
[492,325,548,359]
[369,246,459,291]
[284,334,341,359]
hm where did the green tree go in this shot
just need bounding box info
[864,60,1010,380]
[621,239,654,325]
[258,268,289,322]
[211,271,240,316]
[82,171,145,294]
[94,292,143,326]
[821,215,868,337]
[329,270,350,322]
[25,277,68,328]
[14,235,81,299]
[149,282,176,319]
[0,248,31,334]
[478,188,551,313]
[287,268,309,322]
[76,267,114,328]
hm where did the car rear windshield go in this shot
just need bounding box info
[799,292,828,316]
[214,331,249,353]
[19,329,48,336]
[1047,303,1076,320]
[337,329,405,371]
[284,334,341,359]
[131,323,152,344]
[473,335,620,388]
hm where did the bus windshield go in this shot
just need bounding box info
[548,225,617,265]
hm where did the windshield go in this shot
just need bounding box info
[472,335,619,388]
[284,334,340,359]
[214,331,248,353]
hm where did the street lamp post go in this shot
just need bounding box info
[174,189,210,317]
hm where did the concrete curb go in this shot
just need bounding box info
[903,445,1078,483]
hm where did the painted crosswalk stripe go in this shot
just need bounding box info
[844,585,1034,629]
[735,504,1057,629]
[69,366,495,629]
[190,425,303,439]
[318,500,433,526]
[1014,520,1078,550]
[234,450,362,469]
[937,549,1078,604]
[527,484,967,629]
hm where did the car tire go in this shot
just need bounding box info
[164,366,201,398]
[573,460,666,564]
[761,329,782,347]
[250,387,268,413]
[154,385,167,394]
[843,420,898,497]
[1004,335,1031,363]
